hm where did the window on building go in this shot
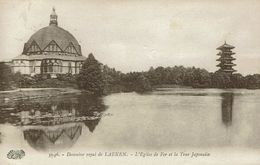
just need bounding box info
[28,41,41,53]
[68,62,72,74]
[44,41,61,52]
[65,43,77,54]
[53,61,60,73]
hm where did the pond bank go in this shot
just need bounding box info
[0,88,81,102]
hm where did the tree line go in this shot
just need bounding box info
[144,66,260,89]
[1,54,260,95]
[78,54,260,93]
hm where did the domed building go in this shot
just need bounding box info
[12,8,86,77]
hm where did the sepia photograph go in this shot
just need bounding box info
[0,0,260,164]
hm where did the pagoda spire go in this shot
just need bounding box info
[49,7,58,26]
[216,42,236,74]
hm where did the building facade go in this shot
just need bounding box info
[216,42,236,74]
[12,8,86,77]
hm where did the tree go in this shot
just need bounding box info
[192,68,211,87]
[0,62,13,90]
[146,67,162,85]
[77,53,105,96]
[231,73,245,88]
[211,71,232,88]
[134,73,152,93]
[245,74,260,89]
[102,65,123,93]
[119,72,152,93]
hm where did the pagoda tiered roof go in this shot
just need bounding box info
[217,52,222,56]
[224,63,236,66]
[216,57,236,61]
[221,69,237,72]
[216,63,236,67]
[217,42,235,50]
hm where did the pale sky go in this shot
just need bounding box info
[0,0,260,75]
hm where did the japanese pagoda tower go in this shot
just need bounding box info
[216,42,236,74]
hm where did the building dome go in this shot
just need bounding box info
[12,8,86,76]
[22,8,82,56]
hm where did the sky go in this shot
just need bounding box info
[0,0,260,75]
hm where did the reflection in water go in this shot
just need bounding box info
[23,123,83,151]
[0,93,107,151]
[221,93,234,126]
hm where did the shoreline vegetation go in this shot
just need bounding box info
[1,54,260,96]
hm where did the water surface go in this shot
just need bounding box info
[0,88,260,151]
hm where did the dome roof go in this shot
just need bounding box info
[23,8,82,56]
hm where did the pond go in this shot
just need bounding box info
[0,88,260,163]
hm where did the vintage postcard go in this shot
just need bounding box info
[0,0,260,164]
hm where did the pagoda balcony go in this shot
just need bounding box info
[222,69,236,72]
[222,52,235,55]
[220,55,235,58]
[224,63,236,66]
